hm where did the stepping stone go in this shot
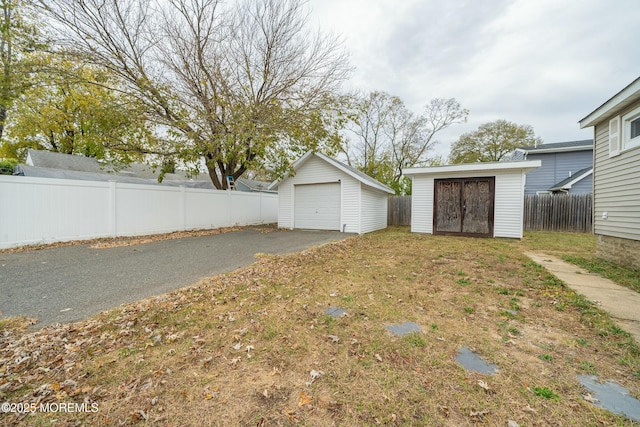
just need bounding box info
[324,307,347,318]
[456,347,498,375]
[386,321,421,336]
[578,375,640,422]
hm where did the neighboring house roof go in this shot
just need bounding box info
[22,149,262,191]
[580,76,640,128]
[236,178,276,193]
[548,167,593,193]
[512,139,593,159]
[14,164,215,189]
[26,149,106,173]
[268,151,395,194]
[25,149,189,181]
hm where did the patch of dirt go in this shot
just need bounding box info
[0,224,277,253]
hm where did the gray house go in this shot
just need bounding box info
[579,76,640,270]
[511,140,593,195]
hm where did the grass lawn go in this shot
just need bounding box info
[1,227,639,426]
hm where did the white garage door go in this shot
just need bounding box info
[294,183,341,230]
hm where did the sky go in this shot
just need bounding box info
[307,0,640,159]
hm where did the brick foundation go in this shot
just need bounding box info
[596,234,640,270]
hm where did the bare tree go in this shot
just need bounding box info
[38,0,350,188]
[344,92,467,193]
[343,91,394,180]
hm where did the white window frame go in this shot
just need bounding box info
[609,116,620,157]
[621,105,640,152]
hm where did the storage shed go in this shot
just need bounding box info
[269,151,394,234]
[403,161,540,238]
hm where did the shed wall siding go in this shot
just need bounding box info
[593,103,640,241]
[276,155,361,232]
[410,170,526,238]
[410,175,434,233]
[493,171,526,238]
[359,185,388,234]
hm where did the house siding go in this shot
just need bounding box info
[593,104,640,243]
[524,150,593,194]
[359,185,388,234]
[569,174,593,194]
[410,170,526,238]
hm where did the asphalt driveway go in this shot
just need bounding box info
[0,228,351,327]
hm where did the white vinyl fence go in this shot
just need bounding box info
[0,175,278,249]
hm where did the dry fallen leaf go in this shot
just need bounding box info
[298,391,313,406]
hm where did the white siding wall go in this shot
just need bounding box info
[0,175,277,249]
[411,175,434,233]
[409,170,526,238]
[276,155,361,233]
[359,185,388,233]
[593,108,640,241]
[277,177,293,229]
[493,171,526,238]
[341,176,361,234]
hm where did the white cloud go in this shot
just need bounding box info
[308,0,640,158]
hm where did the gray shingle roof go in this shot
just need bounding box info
[548,167,593,192]
[14,164,215,189]
[24,149,220,186]
[517,139,593,152]
[236,178,275,192]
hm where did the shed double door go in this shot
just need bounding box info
[433,177,495,237]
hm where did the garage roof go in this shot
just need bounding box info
[269,151,395,194]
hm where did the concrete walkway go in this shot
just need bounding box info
[526,253,640,343]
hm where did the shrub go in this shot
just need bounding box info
[0,158,19,175]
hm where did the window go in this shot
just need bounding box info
[631,117,640,139]
[621,105,640,151]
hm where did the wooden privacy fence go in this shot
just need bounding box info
[523,193,592,233]
[388,195,411,225]
[389,194,593,233]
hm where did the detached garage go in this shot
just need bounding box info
[269,151,394,234]
[403,161,540,238]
